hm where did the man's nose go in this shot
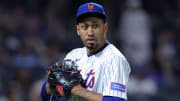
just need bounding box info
[87,26,94,36]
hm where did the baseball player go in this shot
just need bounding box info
[41,2,131,101]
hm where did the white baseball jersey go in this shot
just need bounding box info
[64,42,131,100]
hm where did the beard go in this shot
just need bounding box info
[82,37,99,51]
[86,42,98,50]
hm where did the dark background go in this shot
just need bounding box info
[0,0,180,101]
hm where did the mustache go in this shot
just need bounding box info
[86,37,96,41]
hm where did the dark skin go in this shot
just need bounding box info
[46,17,108,101]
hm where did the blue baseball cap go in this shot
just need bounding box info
[76,2,106,23]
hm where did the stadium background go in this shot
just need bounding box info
[0,0,180,101]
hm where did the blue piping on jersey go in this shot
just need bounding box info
[87,41,110,57]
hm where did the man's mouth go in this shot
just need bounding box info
[86,38,96,43]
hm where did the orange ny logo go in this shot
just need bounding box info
[88,4,94,11]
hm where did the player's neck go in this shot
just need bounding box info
[87,40,107,55]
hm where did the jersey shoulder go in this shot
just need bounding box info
[64,47,85,60]
[105,44,127,61]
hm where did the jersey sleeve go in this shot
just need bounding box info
[41,81,50,101]
[103,96,125,101]
[102,55,131,100]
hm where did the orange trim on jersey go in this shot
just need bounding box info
[85,69,95,89]
[87,76,95,89]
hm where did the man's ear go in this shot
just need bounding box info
[76,25,80,36]
[104,23,108,33]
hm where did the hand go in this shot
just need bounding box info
[47,59,83,99]
[71,84,86,96]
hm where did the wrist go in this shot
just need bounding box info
[71,84,86,96]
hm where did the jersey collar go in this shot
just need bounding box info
[87,41,110,57]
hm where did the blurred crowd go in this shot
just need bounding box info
[0,0,180,101]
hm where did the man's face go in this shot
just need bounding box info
[77,17,108,51]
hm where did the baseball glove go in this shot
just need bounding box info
[47,59,83,99]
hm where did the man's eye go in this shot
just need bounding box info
[81,25,86,29]
[92,24,98,28]
[81,24,88,29]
